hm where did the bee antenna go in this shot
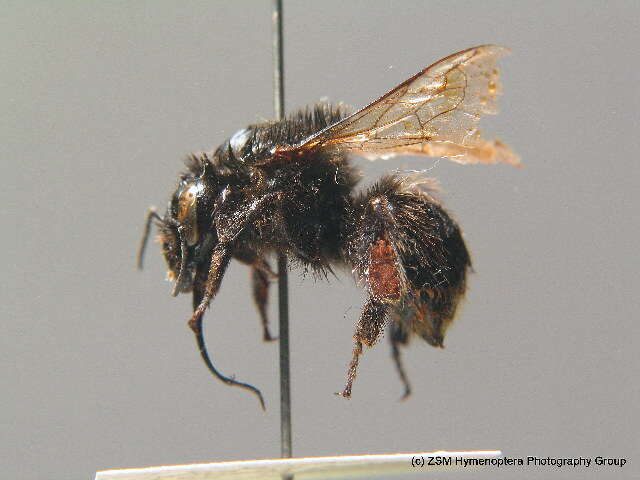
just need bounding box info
[137,207,162,270]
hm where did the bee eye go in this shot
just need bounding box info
[176,182,203,245]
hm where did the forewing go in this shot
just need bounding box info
[292,45,520,166]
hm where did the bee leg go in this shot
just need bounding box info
[390,320,412,400]
[337,298,389,398]
[189,244,231,332]
[190,243,266,410]
[186,193,284,410]
[337,340,362,399]
[340,178,421,397]
[233,248,278,342]
[342,176,471,397]
[252,260,277,342]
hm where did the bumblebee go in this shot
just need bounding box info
[139,45,519,409]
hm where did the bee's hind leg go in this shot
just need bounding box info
[338,175,471,399]
[390,319,412,400]
[337,298,389,398]
[338,181,413,398]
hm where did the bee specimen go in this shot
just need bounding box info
[138,45,520,409]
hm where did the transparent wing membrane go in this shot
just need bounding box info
[291,45,520,166]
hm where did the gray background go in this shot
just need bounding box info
[2,1,638,479]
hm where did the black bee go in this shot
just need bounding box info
[138,45,520,409]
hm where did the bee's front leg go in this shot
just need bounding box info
[189,243,232,333]
[187,192,282,410]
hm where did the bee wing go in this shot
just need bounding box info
[287,45,520,166]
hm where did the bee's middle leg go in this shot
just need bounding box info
[234,248,277,342]
[251,260,277,342]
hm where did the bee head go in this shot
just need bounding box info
[156,157,218,295]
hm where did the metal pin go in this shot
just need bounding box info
[272,0,292,469]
